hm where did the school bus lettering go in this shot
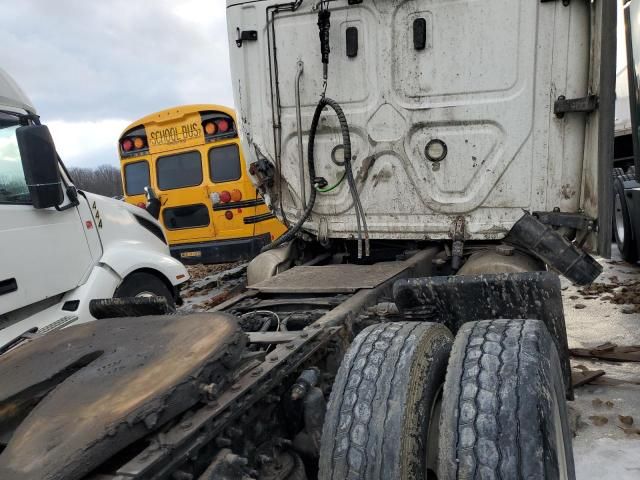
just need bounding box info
[149,122,200,147]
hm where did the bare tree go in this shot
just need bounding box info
[68,164,123,198]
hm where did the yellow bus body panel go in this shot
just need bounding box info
[119,105,286,262]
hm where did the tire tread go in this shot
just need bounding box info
[441,319,574,479]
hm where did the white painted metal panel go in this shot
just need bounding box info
[227,0,592,240]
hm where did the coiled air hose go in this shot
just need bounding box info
[261,97,369,256]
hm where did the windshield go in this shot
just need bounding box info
[0,113,30,204]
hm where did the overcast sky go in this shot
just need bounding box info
[0,0,232,168]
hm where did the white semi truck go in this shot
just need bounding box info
[612,1,640,263]
[0,2,618,480]
[0,68,189,352]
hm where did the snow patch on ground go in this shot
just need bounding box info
[565,250,640,477]
[574,437,640,479]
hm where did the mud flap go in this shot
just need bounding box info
[506,213,602,285]
[393,271,573,399]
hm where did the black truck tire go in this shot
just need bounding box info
[319,322,453,480]
[114,272,175,309]
[613,176,637,263]
[438,319,575,480]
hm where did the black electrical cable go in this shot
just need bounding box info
[261,96,363,254]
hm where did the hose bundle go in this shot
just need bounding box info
[261,97,369,257]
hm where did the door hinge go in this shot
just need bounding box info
[554,95,598,118]
[236,29,257,47]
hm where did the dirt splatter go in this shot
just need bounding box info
[619,415,634,426]
[577,278,640,313]
[186,263,242,283]
[589,415,609,426]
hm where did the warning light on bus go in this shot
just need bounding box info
[230,189,242,202]
[133,137,145,149]
[204,122,217,135]
[219,190,232,203]
[216,119,230,133]
[122,139,133,152]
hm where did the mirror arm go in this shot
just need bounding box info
[54,186,80,212]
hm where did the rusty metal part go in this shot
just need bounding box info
[251,262,410,294]
[100,326,340,478]
[258,449,306,480]
[450,216,466,271]
[197,449,255,480]
[0,313,245,480]
[75,248,439,478]
[458,248,544,275]
[290,368,320,401]
[292,386,325,459]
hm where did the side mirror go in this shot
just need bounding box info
[144,186,161,220]
[16,125,63,209]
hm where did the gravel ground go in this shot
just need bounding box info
[564,249,640,479]
[179,262,247,312]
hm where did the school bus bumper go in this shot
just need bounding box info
[170,233,272,264]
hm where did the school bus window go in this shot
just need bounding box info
[157,151,202,190]
[163,204,210,230]
[209,144,241,183]
[123,160,150,196]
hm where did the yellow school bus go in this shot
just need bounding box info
[118,104,286,264]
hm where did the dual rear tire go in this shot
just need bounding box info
[319,320,574,480]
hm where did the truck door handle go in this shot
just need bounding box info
[0,278,17,296]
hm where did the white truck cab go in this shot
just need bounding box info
[0,68,189,350]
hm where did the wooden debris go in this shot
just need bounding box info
[570,343,640,362]
[571,368,605,388]
[617,425,640,436]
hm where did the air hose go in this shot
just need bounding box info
[261,97,369,256]
[261,3,368,256]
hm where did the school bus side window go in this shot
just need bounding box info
[123,161,150,196]
[209,144,241,183]
[157,151,202,190]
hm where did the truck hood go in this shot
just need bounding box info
[81,191,167,250]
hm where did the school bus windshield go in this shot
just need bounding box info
[118,104,286,264]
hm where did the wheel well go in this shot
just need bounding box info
[119,268,176,299]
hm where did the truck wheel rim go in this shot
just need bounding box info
[615,193,625,244]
